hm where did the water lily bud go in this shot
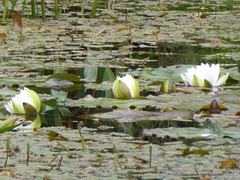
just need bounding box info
[210,99,221,114]
[200,99,228,114]
[160,79,176,93]
[5,87,41,114]
[112,74,140,99]
[180,63,229,87]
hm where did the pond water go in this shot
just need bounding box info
[0,0,239,137]
[0,1,240,179]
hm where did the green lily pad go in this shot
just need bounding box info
[91,109,193,122]
[45,73,83,83]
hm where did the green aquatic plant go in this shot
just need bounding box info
[4,137,10,167]
[41,0,46,20]
[2,0,8,22]
[90,0,98,18]
[31,0,37,18]
[10,0,18,13]
[54,0,65,19]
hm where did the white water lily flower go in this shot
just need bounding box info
[112,74,140,99]
[14,115,41,132]
[5,87,41,114]
[180,63,229,87]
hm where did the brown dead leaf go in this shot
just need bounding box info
[219,159,238,169]
[0,33,7,44]
[46,131,69,141]
[13,11,23,33]
[133,156,149,164]
[158,12,168,18]
[135,145,143,150]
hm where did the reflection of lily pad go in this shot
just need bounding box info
[45,73,83,83]
[137,65,192,83]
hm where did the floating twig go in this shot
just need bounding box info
[58,156,63,170]
[114,158,123,170]
[48,155,58,166]
[26,143,30,166]
[149,144,152,168]
[194,164,199,175]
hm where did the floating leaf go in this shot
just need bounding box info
[182,147,210,156]
[182,147,191,156]
[135,145,143,150]
[236,111,240,116]
[46,131,69,141]
[0,32,7,43]
[91,109,193,122]
[13,11,22,33]
[158,12,168,17]
[219,159,238,169]
[190,149,210,155]
[45,73,83,83]
[133,156,149,164]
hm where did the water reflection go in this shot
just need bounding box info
[42,105,196,138]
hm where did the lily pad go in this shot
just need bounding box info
[91,109,193,122]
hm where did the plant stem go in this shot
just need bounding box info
[2,0,8,22]
[81,0,86,17]
[54,0,58,17]
[90,0,98,18]
[41,0,46,20]
[57,156,63,170]
[4,137,10,167]
[31,0,36,18]
[149,144,152,168]
[78,124,86,151]
[26,143,30,166]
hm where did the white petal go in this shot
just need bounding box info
[121,74,139,98]
[205,64,220,86]
[5,88,41,114]
[5,101,14,114]
[214,73,229,86]
[180,63,229,87]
